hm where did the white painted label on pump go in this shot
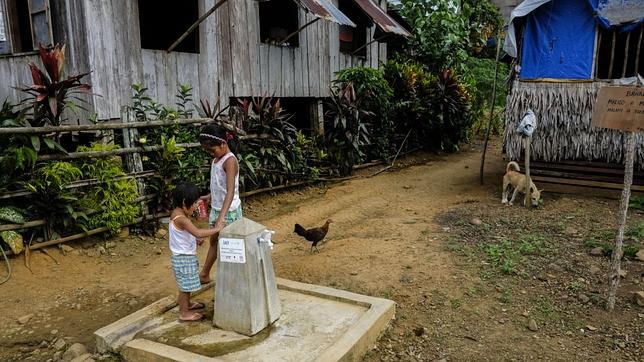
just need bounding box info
[219,238,246,263]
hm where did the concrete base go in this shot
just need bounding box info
[95,279,394,362]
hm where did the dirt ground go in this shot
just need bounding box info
[1,138,642,361]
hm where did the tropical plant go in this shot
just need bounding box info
[19,44,92,127]
[334,67,394,160]
[77,143,140,234]
[324,84,372,175]
[25,161,85,239]
[146,135,185,213]
[0,206,27,254]
[395,0,502,73]
[234,95,301,188]
[432,69,472,151]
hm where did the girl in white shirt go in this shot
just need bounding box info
[169,183,222,322]
[198,124,242,284]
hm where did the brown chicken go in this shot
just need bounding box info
[294,219,333,253]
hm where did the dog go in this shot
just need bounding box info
[501,161,542,206]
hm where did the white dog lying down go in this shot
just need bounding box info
[501,161,542,206]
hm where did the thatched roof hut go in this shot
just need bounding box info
[502,0,643,168]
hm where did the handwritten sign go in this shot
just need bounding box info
[591,86,644,132]
[219,238,246,264]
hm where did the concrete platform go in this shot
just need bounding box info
[95,278,395,362]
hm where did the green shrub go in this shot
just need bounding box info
[78,143,140,235]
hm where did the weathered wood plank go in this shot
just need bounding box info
[199,0,220,102]
[246,0,260,95]
[259,44,269,94]
[299,9,310,97]
[369,26,378,68]
[217,1,234,104]
[141,50,158,101]
[83,0,112,119]
[229,0,250,96]
[176,52,200,103]
[268,45,281,95]
[306,13,320,97]
[293,45,303,97]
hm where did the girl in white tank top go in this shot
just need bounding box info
[198,125,243,284]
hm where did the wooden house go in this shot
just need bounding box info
[0,0,408,128]
[500,0,643,189]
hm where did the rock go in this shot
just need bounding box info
[40,341,49,348]
[590,247,604,256]
[521,311,529,317]
[413,326,425,336]
[60,245,74,253]
[636,249,644,262]
[563,226,578,236]
[62,343,87,361]
[50,329,58,335]
[528,319,538,331]
[469,218,483,226]
[96,246,106,255]
[634,291,644,306]
[117,227,129,238]
[53,351,63,361]
[578,293,590,304]
[18,314,34,324]
[70,353,94,362]
[619,269,628,278]
[84,249,97,258]
[105,241,116,249]
[586,325,597,331]
[155,228,168,239]
[589,266,601,274]
[128,299,138,307]
[155,248,162,255]
[52,338,66,350]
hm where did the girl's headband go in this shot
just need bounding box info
[200,133,227,143]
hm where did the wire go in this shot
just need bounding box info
[0,244,11,285]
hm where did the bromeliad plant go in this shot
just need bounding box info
[20,44,92,128]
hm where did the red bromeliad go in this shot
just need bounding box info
[20,44,92,127]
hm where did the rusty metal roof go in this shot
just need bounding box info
[353,0,410,36]
[296,0,356,27]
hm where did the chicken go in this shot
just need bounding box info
[293,219,333,253]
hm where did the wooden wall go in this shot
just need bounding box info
[0,0,389,121]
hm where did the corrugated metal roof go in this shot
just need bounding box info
[353,0,410,36]
[297,0,356,26]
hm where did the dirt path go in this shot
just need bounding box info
[3,139,639,361]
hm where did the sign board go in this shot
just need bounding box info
[591,86,644,132]
[219,238,246,264]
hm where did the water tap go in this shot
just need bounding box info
[258,230,275,250]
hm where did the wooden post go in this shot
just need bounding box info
[310,99,324,135]
[607,131,636,311]
[479,33,502,185]
[523,136,532,207]
[121,107,148,217]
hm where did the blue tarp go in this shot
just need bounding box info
[520,0,596,79]
[588,0,644,31]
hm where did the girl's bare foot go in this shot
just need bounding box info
[179,311,203,322]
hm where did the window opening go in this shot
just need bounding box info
[259,0,299,47]
[138,0,199,53]
[338,0,369,57]
[595,25,642,79]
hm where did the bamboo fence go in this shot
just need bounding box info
[0,108,402,253]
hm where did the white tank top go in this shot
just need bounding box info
[210,152,241,211]
[168,215,197,255]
